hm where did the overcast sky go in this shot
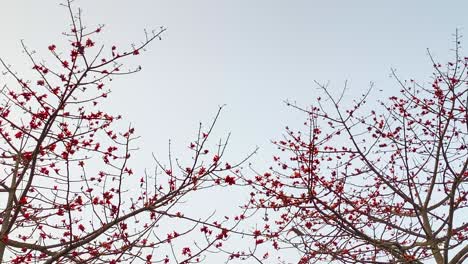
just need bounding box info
[1,1,467,262]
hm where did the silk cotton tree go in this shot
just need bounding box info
[245,40,467,263]
[0,2,250,263]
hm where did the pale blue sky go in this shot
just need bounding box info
[2,1,467,160]
[1,1,467,262]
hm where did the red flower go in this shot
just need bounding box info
[182,247,191,256]
[70,50,78,59]
[224,175,236,185]
[253,229,261,237]
[198,167,206,176]
[85,39,95,47]
[19,196,28,205]
[48,45,56,51]
[40,167,49,175]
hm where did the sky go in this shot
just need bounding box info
[2,1,467,161]
[1,1,467,263]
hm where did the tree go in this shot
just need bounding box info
[246,38,467,263]
[0,2,249,263]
